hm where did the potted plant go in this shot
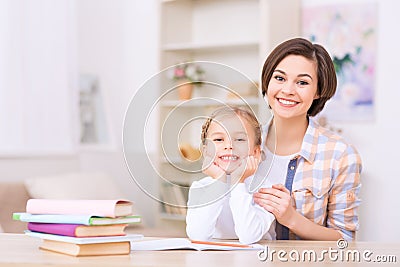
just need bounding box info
[170,62,205,100]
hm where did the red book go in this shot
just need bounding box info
[28,222,127,237]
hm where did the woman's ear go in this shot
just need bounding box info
[314,89,320,100]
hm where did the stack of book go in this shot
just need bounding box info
[13,199,143,256]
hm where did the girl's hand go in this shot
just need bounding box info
[253,184,296,227]
[202,154,226,180]
[230,155,261,184]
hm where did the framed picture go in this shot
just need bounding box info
[302,1,377,121]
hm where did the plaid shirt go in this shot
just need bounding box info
[262,117,362,240]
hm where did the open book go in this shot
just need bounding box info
[131,238,263,251]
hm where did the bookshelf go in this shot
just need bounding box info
[157,0,300,234]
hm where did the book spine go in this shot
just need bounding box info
[28,222,79,237]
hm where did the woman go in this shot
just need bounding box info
[253,38,362,240]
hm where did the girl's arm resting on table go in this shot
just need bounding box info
[186,178,227,241]
[229,183,275,244]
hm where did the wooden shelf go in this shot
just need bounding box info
[160,97,260,108]
[162,40,259,53]
[157,0,300,228]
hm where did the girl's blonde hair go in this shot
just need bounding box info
[201,106,261,146]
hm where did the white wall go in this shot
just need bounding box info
[76,0,160,226]
[0,156,80,182]
[0,0,160,227]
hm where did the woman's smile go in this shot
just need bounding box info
[277,97,299,107]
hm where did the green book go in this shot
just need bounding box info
[13,212,141,225]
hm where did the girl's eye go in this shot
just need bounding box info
[235,138,246,142]
[213,138,223,142]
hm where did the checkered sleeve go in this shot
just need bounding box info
[327,143,362,240]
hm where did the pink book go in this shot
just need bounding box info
[27,222,127,237]
[26,199,133,218]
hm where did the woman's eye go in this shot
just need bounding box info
[213,138,223,142]
[274,75,285,82]
[235,138,246,142]
[298,80,309,86]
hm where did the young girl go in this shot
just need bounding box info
[253,38,362,240]
[186,106,275,244]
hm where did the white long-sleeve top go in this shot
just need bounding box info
[185,176,276,244]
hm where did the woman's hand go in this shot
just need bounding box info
[230,155,261,184]
[253,184,296,227]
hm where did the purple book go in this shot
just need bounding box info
[28,222,82,237]
[27,222,127,237]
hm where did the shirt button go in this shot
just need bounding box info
[290,166,295,170]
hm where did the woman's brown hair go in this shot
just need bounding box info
[261,38,337,116]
